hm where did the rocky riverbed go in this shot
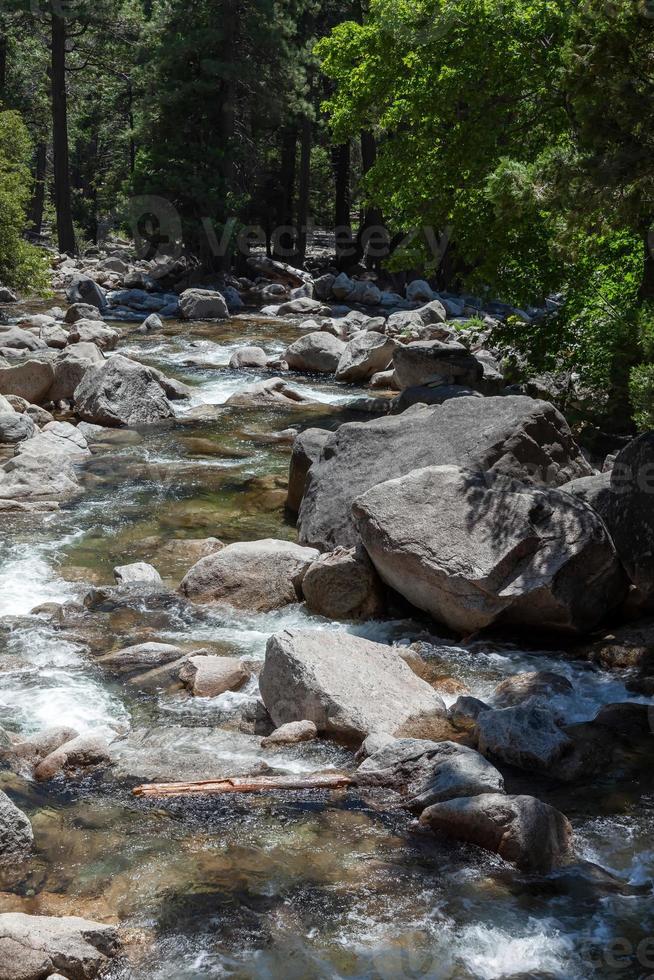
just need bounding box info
[0,252,652,979]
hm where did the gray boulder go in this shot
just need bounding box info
[0,452,81,504]
[67,319,119,351]
[0,326,47,351]
[299,396,593,551]
[301,545,385,621]
[354,465,626,633]
[66,273,107,310]
[0,360,55,404]
[179,288,229,320]
[356,739,504,811]
[392,340,484,390]
[225,377,317,409]
[491,671,573,708]
[0,287,17,303]
[476,704,573,771]
[277,297,325,316]
[179,538,318,611]
[47,342,104,403]
[335,332,397,382]
[113,561,162,585]
[0,412,35,444]
[287,427,330,512]
[229,346,268,369]
[420,793,574,872]
[64,302,104,323]
[0,912,119,979]
[0,791,33,861]
[560,472,612,524]
[178,655,250,697]
[284,332,345,373]
[259,629,452,744]
[15,421,91,462]
[74,354,175,426]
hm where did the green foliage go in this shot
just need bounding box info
[0,109,49,293]
[630,364,654,432]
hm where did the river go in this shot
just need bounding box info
[0,311,652,979]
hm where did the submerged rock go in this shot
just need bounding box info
[179,538,318,611]
[259,629,453,744]
[0,791,33,862]
[225,377,319,409]
[354,465,626,633]
[420,793,574,872]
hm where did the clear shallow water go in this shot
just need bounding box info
[0,311,653,979]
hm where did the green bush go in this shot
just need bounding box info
[0,108,50,294]
[630,364,654,432]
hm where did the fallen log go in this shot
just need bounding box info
[133,773,355,798]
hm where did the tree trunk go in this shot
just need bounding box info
[50,7,76,254]
[29,141,47,237]
[296,114,312,265]
[332,141,353,263]
[127,76,135,174]
[359,130,386,271]
[272,126,297,260]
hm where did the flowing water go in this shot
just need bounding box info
[1,313,653,979]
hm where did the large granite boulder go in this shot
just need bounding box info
[0,360,55,404]
[476,704,573,771]
[285,332,345,373]
[335,332,398,382]
[66,273,107,310]
[179,538,318,611]
[259,629,453,744]
[420,793,574,872]
[179,288,229,320]
[47,342,104,403]
[356,739,504,811]
[301,545,385,621]
[16,421,91,460]
[354,465,626,633]
[67,319,119,351]
[0,791,33,862]
[0,913,119,979]
[0,326,47,352]
[74,354,175,426]
[392,340,484,390]
[0,412,35,444]
[287,427,330,513]
[298,396,593,551]
[0,452,81,504]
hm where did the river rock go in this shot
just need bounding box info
[491,671,573,708]
[301,545,385,620]
[229,346,268,369]
[67,319,119,351]
[603,433,654,603]
[476,704,573,770]
[448,696,491,732]
[180,538,318,611]
[34,733,112,781]
[143,312,164,331]
[113,561,162,585]
[259,629,452,743]
[64,302,104,323]
[354,465,626,633]
[96,642,185,672]
[225,377,317,409]
[261,720,318,748]
[391,383,482,412]
[47,342,104,403]
[298,395,593,550]
[277,297,326,316]
[287,427,330,512]
[335,332,398,382]
[0,287,17,303]
[179,288,229,319]
[74,354,175,426]
[356,739,504,811]
[0,452,80,503]
[0,791,33,861]
[560,472,612,522]
[9,727,79,772]
[420,793,574,872]
[0,412,35,444]
[393,340,484,390]
[178,655,250,697]
[284,332,345,373]
[66,273,107,309]
[406,279,435,303]
[0,912,119,980]
[0,359,55,404]
[0,326,47,352]
[38,322,69,349]
[16,421,91,459]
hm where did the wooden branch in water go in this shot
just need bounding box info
[132,773,355,798]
